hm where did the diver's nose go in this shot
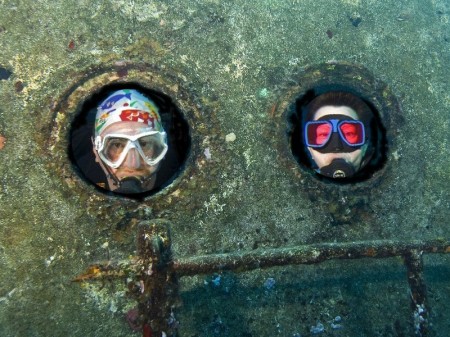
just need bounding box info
[123,148,142,168]
[331,134,344,152]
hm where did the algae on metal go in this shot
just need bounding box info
[0,0,449,336]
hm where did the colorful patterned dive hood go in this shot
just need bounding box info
[95,89,164,136]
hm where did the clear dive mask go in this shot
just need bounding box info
[95,131,168,169]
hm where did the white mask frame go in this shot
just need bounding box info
[95,131,168,169]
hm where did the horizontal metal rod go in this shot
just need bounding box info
[73,238,450,282]
[172,239,450,276]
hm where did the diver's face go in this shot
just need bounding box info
[307,106,366,172]
[100,122,161,181]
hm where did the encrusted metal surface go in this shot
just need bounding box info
[0,0,449,336]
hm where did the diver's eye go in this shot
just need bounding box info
[104,138,129,161]
[315,123,332,145]
[138,136,158,151]
[339,123,362,144]
[111,141,125,149]
[139,140,150,148]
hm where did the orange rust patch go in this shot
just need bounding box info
[0,135,6,150]
[72,265,102,282]
[269,103,277,118]
[365,247,377,257]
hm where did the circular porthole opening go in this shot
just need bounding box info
[69,82,191,198]
[289,85,387,183]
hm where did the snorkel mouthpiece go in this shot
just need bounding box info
[319,158,356,178]
[115,176,144,194]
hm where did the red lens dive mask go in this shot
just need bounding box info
[304,118,365,152]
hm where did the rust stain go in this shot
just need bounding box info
[365,247,376,257]
[269,103,277,118]
[72,264,125,282]
[68,39,75,51]
[0,135,6,150]
[14,81,24,93]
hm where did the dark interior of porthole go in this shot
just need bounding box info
[289,85,387,183]
[69,82,191,198]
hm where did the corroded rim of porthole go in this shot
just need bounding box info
[47,63,205,201]
[274,61,402,191]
